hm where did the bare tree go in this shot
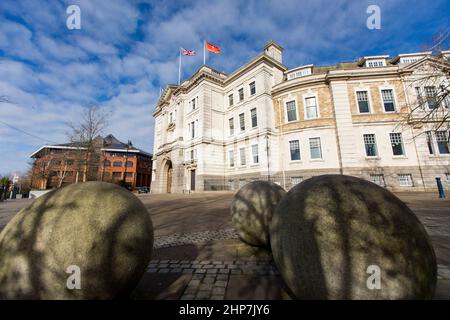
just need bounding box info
[397,32,450,136]
[56,154,69,188]
[67,105,111,183]
[32,155,51,190]
[20,162,34,193]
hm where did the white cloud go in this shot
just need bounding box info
[0,0,448,174]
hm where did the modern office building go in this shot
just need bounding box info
[30,134,152,190]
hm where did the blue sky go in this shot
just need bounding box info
[0,0,449,175]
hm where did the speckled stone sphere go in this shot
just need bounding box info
[270,175,437,299]
[0,182,154,300]
[231,181,286,247]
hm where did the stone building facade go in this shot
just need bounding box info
[152,42,450,193]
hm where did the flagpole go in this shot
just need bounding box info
[178,48,181,85]
[203,40,206,65]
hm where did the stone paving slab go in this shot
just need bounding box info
[140,255,450,300]
[142,258,280,300]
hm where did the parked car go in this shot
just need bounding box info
[137,186,149,194]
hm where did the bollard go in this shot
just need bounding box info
[436,177,446,199]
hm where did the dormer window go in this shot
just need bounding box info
[400,57,419,64]
[366,60,386,68]
[392,52,431,64]
[286,65,313,80]
[358,55,389,68]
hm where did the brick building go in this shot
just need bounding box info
[30,134,152,190]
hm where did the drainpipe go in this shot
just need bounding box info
[266,133,270,182]
[328,80,344,175]
[277,98,286,189]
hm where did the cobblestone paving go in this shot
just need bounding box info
[154,228,239,248]
[146,258,450,300]
[146,259,279,300]
[150,229,450,300]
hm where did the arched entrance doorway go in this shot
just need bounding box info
[165,161,173,193]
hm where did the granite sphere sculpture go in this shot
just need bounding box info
[270,174,437,299]
[231,181,286,247]
[0,181,154,300]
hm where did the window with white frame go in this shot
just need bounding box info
[398,174,413,187]
[363,134,378,157]
[309,137,322,159]
[370,174,386,187]
[249,81,256,96]
[356,91,370,113]
[390,133,405,156]
[289,140,300,161]
[381,89,396,112]
[415,87,424,108]
[287,68,312,80]
[228,150,234,167]
[366,60,385,67]
[190,149,196,160]
[400,57,420,64]
[426,131,435,154]
[238,88,244,102]
[424,86,438,109]
[229,118,234,135]
[239,147,246,166]
[251,144,259,164]
[291,176,304,186]
[228,93,234,107]
[435,130,450,154]
[191,97,197,110]
[305,96,318,119]
[188,120,197,139]
[169,112,173,124]
[286,100,297,122]
[251,108,257,128]
[239,113,245,131]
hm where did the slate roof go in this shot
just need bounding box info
[30,134,152,158]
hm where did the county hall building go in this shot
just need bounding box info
[151,41,450,193]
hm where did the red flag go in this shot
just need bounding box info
[206,41,220,54]
[181,48,196,56]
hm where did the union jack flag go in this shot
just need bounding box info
[181,48,196,56]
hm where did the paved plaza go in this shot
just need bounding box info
[0,191,449,299]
